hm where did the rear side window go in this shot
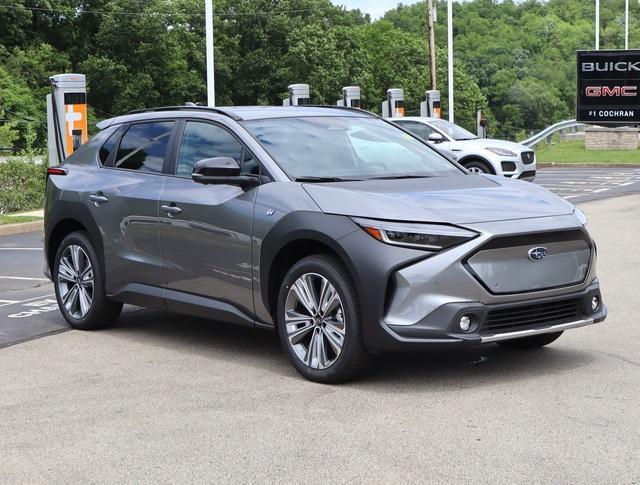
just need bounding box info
[114,122,174,173]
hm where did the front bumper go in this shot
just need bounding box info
[337,213,605,352]
[494,152,536,181]
[386,281,606,345]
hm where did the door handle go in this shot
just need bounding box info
[89,194,108,205]
[161,204,183,216]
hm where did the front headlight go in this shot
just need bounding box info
[574,207,588,225]
[485,147,517,157]
[352,217,478,251]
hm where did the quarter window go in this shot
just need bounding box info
[99,127,122,165]
[114,122,174,173]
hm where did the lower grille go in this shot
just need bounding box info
[521,151,535,164]
[519,170,536,179]
[483,298,580,333]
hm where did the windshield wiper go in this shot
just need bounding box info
[294,176,361,182]
[366,174,432,180]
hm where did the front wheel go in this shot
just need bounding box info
[277,254,368,383]
[53,231,122,330]
[464,159,493,174]
[497,331,563,350]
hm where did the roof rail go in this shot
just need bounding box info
[304,104,378,117]
[126,105,243,121]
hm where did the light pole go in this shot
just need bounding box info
[447,0,453,122]
[205,0,215,106]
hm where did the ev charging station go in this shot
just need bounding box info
[47,73,88,165]
[282,84,311,106]
[420,90,441,118]
[337,86,361,108]
[381,88,405,118]
[476,108,488,138]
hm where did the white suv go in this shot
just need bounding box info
[391,117,536,181]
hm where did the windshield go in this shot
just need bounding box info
[429,119,478,140]
[243,116,461,180]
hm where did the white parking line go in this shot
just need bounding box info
[0,294,55,307]
[0,276,50,282]
[0,299,19,307]
[0,248,43,251]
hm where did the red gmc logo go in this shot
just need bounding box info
[585,86,638,97]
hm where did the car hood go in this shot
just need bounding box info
[451,138,529,153]
[302,175,574,224]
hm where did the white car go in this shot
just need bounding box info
[391,117,536,181]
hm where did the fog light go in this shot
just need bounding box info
[459,315,472,332]
[591,296,600,312]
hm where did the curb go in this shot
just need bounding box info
[538,162,640,168]
[0,220,43,237]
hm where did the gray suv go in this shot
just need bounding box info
[44,106,606,383]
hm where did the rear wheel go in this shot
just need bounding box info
[464,159,493,174]
[53,231,122,330]
[497,331,563,350]
[277,254,367,383]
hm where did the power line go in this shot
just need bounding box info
[0,4,317,18]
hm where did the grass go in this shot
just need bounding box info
[536,140,640,164]
[0,215,43,226]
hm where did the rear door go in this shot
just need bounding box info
[158,120,259,318]
[83,120,175,297]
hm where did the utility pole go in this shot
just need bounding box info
[625,0,629,50]
[427,0,437,90]
[595,0,600,50]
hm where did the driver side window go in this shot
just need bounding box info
[176,122,259,177]
[397,121,436,141]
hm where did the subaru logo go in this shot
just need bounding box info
[528,247,548,261]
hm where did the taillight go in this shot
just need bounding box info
[47,166,68,176]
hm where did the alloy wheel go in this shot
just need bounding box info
[284,272,346,370]
[467,166,486,174]
[57,244,94,319]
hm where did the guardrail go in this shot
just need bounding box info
[520,119,585,148]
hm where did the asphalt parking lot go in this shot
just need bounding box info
[1,171,639,482]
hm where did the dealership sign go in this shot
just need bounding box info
[577,50,640,124]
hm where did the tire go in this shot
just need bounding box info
[497,331,563,350]
[277,254,368,383]
[464,159,493,175]
[53,231,122,330]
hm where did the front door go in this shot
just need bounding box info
[159,120,260,318]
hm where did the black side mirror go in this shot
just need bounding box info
[192,157,259,187]
[428,132,445,144]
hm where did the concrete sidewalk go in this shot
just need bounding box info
[0,195,639,483]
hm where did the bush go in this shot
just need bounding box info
[0,159,47,214]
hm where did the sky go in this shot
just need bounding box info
[332,0,421,19]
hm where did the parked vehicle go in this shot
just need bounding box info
[44,106,605,383]
[391,116,536,180]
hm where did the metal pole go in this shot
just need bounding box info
[447,0,454,122]
[625,0,629,50]
[427,0,437,90]
[205,0,215,106]
[595,0,600,50]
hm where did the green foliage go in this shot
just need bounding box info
[2,0,639,150]
[0,159,48,214]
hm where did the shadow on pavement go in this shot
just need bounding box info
[103,306,597,390]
